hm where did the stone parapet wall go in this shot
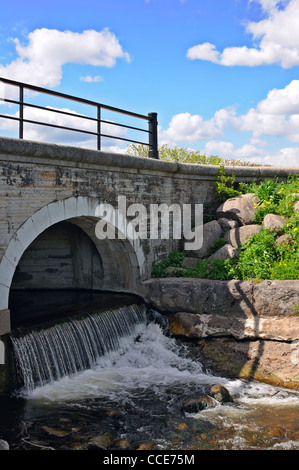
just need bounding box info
[0,136,298,331]
[0,136,298,179]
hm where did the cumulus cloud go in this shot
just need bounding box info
[158,79,299,166]
[257,80,299,114]
[203,140,299,166]
[186,42,220,63]
[159,112,223,145]
[187,0,299,68]
[229,81,299,143]
[0,28,130,87]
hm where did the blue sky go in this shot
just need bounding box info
[1,0,299,166]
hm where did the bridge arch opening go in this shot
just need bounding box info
[0,197,146,331]
[11,221,104,291]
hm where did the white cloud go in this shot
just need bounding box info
[80,75,103,83]
[0,28,130,87]
[158,79,299,166]
[186,42,220,63]
[203,140,268,160]
[203,140,299,166]
[266,146,299,166]
[257,79,299,114]
[0,105,128,149]
[187,0,299,68]
[159,81,299,146]
[159,112,222,145]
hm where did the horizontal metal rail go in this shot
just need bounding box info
[0,77,159,158]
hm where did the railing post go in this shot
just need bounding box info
[148,112,159,159]
[97,105,101,150]
[19,85,24,139]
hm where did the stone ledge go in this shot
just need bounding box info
[143,277,299,389]
[143,278,299,319]
[0,137,298,179]
[193,337,299,390]
[169,311,299,342]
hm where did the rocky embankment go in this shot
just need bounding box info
[144,192,299,390]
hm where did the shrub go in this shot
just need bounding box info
[151,251,186,278]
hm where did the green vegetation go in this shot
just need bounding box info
[126,144,261,167]
[245,176,299,222]
[152,252,238,281]
[152,175,299,282]
[151,251,186,278]
[214,165,247,201]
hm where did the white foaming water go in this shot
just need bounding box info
[10,305,299,451]
[25,314,299,409]
[28,321,208,401]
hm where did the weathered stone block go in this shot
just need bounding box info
[253,280,299,317]
[189,220,223,258]
[224,224,261,247]
[208,243,239,261]
[169,310,299,342]
[143,278,255,317]
[217,217,239,232]
[216,193,260,225]
[262,213,286,230]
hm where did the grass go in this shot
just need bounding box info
[151,175,299,282]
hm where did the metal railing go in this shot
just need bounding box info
[0,77,159,159]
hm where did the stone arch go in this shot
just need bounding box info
[0,196,146,313]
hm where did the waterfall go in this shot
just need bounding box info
[10,303,147,392]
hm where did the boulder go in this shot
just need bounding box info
[136,442,155,450]
[207,385,233,404]
[87,435,112,449]
[216,193,260,225]
[189,220,223,258]
[224,224,261,248]
[263,213,285,230]
[195,337,299,390]
[253,280,299,318]
[0,439,9,450]
[275,233,293,247]
[208,243,239,261]
[114,439,130,449]
[295,201,299,211]
[181,396,216,413]
[217,217,239,232]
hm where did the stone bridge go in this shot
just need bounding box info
[0,136,297,337]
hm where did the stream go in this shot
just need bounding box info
[0,291,299,452]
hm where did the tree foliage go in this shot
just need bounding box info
[126,144,261,167]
